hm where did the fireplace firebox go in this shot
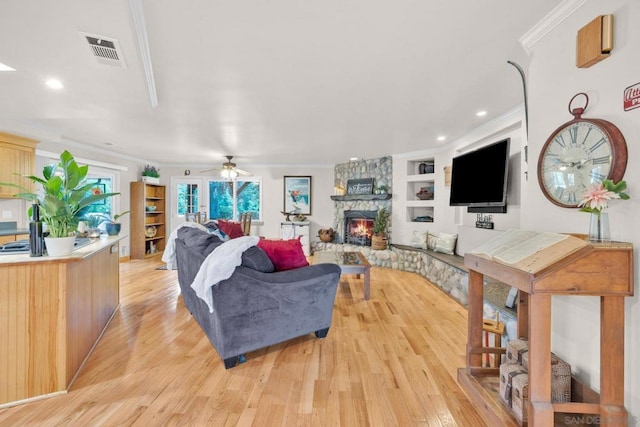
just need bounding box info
[344,210,377,246]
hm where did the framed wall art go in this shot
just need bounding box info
[284,176,312,215]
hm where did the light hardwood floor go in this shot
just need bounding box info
[0,258,486,426]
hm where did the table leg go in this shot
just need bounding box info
[363,267,370,300]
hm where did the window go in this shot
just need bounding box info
[177,183,199,215]
[209,178,261,221]
[77,177,114,222]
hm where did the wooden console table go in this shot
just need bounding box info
[458,237,633,426]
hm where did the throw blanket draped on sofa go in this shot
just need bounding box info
[191,236,260,312]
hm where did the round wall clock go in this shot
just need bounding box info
[537,93,628,208]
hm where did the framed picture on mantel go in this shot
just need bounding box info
[284,176,312,215]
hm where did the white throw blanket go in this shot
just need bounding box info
[190,236,260,313]
[162,222,210,270]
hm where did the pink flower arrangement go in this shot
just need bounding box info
[578,179,630,215]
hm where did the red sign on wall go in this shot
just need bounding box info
[624,82,640,111]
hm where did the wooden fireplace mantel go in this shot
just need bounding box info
[330,193,392,201]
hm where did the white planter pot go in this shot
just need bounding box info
[45,236,76,257]
[142,176,160,184]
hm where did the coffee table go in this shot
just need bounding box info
[313,251,371,300]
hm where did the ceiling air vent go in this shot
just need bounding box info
[80,32,127,68]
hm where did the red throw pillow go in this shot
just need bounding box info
[257,238,309,271]
[217,219,244,239]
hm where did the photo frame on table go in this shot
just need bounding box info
[284,176,312,215]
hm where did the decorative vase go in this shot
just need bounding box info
[588,212,610,243]
[87,228,101,239]
[105,223,122,236]
[44,236,76,257]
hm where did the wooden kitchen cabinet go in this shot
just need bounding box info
[0,132,38,198]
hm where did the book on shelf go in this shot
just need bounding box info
[469,229,589,273]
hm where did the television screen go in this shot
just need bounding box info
[449,138,510,208]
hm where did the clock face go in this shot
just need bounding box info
[538,121,613,207]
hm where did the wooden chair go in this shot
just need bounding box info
[240,212,252,236]
[482,315,505,368]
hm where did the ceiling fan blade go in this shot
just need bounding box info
[235,168,253,176]
[199,168,220,173]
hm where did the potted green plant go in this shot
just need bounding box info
[371,206,390,250]
[141,164,160,184]
[1,150,119,256]
[83,214,107,239]
[103,210,131,236]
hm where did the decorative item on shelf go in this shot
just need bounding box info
[145,225,158,238]
[104,210,131,236]
[318,228,335,243]
[146,205,157,212]
[141,164,160,184]
[416,187,433,200]
[419,162,434,174]
[374,184,389,195]
[578,179,629,243]
[371,206,390,250]
[0,150,119,256]
[294,214,307,222]
[346,178,374,195]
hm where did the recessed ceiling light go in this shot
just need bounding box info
[0,62,15,71]
[437,136,446,142]
[45,78,64,89]
[350,157,358,161]
[476,110,487,117]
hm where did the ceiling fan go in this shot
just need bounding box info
[201,155,253,178]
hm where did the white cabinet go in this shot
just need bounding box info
[280,221,310,256]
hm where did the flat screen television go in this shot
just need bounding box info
[449,138,510,212]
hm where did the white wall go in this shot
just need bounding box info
[525,0,639,416]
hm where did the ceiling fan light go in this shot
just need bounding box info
[220,168,238,179]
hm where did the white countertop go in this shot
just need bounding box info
[0,235,125,265]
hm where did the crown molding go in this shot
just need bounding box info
[520,0,588,54]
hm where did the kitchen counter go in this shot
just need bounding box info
[0,234,124,407]
[0,235,123,265]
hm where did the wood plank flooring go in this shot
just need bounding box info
[0,258,486,426]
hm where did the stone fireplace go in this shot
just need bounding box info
[331,156,392,245]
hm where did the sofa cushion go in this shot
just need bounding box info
[178,227,223,256]
[241,246,275,273]
[218,219,244,239]
[257,238,309,271]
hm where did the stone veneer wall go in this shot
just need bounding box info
[332,157,392,243]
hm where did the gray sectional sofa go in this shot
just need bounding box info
[174,227,342,368]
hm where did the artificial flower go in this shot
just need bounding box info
[578,179,630,215]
